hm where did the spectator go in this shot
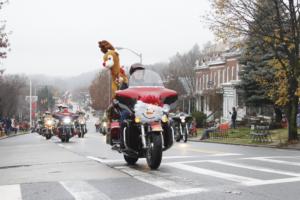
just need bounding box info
[229,107,237,129]
[200,119,220,140]
[189,118,197,137]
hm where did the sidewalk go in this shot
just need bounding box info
[187,129,300,151]
[0,131,29,140]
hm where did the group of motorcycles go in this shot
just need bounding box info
[34,111,88,142]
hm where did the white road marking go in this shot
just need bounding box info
[168,163,261,183]
[87,153,242,164]
[208,160,300,177]
[245,157,300,167]
[245,177,300,186]
[60,181,110,200]
[87,156,123,164]
[0,184,22,200]
[123,188,208,200]
[117,166,199,192]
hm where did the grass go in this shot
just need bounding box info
[194,127,297,147]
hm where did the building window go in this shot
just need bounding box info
[218,70,221,86]
[226,67,229,82]
[215,71,217,87]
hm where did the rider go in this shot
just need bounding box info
[118,63,145,148]
[129,63,145,86]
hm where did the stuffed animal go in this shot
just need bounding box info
[98,40,124,98]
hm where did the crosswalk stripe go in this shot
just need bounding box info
[116,166,199,192]
[168,163,261,183]
[60,181,111,200]
[208,160,300,177]
[245,177,300,186]
[123,188,208,200]
[87,153,242,165]
[245,157,300,166]
[0,184,22,200]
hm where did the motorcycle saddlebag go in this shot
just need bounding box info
[106,121,120,145]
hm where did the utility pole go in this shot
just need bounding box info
[29,79,32,129]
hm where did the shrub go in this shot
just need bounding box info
[192,111,207,128]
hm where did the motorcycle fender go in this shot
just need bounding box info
[150,122,163,132]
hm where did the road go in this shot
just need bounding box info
[1,118,300,200]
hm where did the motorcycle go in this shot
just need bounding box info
[42,117,55,140]
[106,69,177,169]
[171,112,192,143]
[76,116,87,138]
[55,116,78,142]
[100,120,108,135]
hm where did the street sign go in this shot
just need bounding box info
[25,96,38,102]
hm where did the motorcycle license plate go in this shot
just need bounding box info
[151,122,163,132]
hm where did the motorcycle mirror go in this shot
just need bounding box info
[113,99,119,105]
[163,104,170,113]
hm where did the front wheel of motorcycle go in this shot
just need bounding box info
[146,133,163,170]
[184,128,188,143]
[124,155,138,165]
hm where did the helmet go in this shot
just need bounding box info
[129,63,144,76]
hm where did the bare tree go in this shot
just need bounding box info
[89,70,110,111]
[0,75,28,118]
[0,0,9,59]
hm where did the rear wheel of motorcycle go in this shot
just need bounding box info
[146,134,162,170]
[46,135,52,140]
[124,155,138,165]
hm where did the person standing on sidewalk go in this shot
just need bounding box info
[230,107,237,129]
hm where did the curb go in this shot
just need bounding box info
[0,132,29,140]
[187,138,300,151]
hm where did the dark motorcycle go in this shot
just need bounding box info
[100,120,108,135]
[55,116,78,142]
[76,116,87,138]
[42,118,55,140]
[172,112,192,143]
[106,69,177,169]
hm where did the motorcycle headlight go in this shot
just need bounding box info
[46,120,54,126]
[162,115,168,123]
[103,122,107,127]
[135,117,141,123]
[63,117,71,124]
[180,117,185,123]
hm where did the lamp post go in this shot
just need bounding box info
[115,46,142,64]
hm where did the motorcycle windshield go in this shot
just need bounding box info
[129,70,164,87]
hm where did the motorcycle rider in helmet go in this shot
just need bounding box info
[117,63,145,148]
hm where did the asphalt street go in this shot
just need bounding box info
[1,117,300,200]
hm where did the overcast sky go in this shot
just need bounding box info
[2,0,214,76]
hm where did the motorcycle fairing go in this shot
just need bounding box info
[116,87,177,106]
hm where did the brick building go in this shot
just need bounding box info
[194,49,246,122]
